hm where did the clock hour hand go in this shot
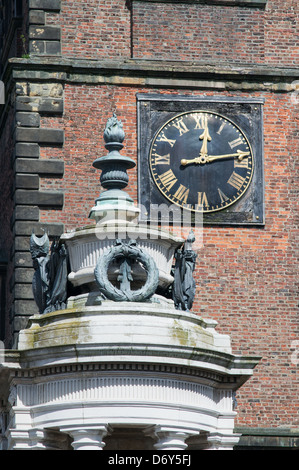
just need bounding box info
[199,116,212,157]
[181,150,250,166]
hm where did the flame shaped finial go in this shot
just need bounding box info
[103,113,125,144]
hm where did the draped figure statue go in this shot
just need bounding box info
[30,232,68,314]
[172,230,197,311]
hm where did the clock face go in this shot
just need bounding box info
[149,111,254,213]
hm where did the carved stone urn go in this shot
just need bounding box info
[61,113,184,295]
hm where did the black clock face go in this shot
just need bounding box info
[149,111,254,213]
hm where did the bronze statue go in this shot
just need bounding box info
[172,231,197,311]
[30,232,68,314]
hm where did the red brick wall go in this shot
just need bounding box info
[55,0,299,66]
[133,2,265,63]
[59,0,131,59]
[265,0,299,66]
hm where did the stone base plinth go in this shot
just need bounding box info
[0,300,260,450]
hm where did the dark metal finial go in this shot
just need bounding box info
[103,113,125,144]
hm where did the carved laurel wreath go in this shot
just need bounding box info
[94,240,159,302]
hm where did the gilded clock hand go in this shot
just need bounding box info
[181,150,250,166]
[205,150,250,163]
[199,115,212,158]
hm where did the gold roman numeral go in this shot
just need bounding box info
[227,172,246,190]
[173,184,189,204]
[229,136,244,149]
[153,153,171,165]
[234,157,249,169]
[173,118,189,136]
[159,169,178,190]
[218,188,229,203]
[197,191,209,207]
[157,131,176,148]
[192,113,205,129]
[217,121,226,135]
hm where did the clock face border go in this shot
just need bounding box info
[149,110,255,214]
[137,94,265,226]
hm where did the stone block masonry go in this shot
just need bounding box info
[10,78,65,340]
[28,0,61,57]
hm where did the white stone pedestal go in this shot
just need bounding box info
[1,300,260,450]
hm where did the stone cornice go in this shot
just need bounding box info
[3,57,299,93]
[1,346,261,389]
[133,0,267,7]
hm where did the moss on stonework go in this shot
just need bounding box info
[171,319,197,348]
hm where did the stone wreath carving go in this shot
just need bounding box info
[94,239,159,302]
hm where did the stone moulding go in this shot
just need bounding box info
[15,301,259,372]
[134,0,267,7]
[6,58,299,94]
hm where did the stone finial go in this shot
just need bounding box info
[89,113,139,223]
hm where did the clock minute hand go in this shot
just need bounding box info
[181,150,250,166]
[207,150,250,163]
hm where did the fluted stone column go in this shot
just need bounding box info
[206,432,242,450]
[145,425,198,450]
[63,425,112,451]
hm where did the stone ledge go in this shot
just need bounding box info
[6,58,299,94]
[135,0,267,7]
[235,427,299,449]
[9,57,299,79]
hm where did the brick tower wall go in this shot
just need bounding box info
[0,0,298,446]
